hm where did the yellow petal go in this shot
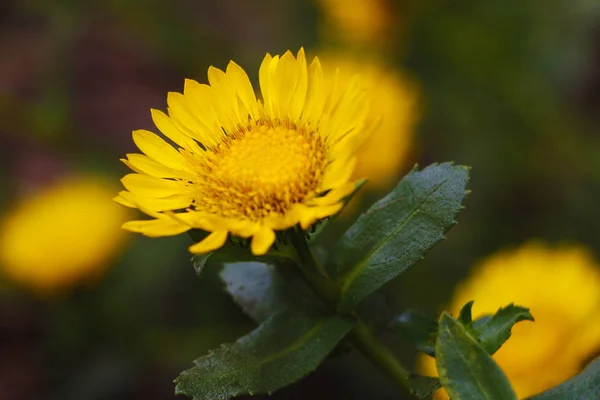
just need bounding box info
[309,181,357,206]
[289,48,308,121]
[130,194,191,212]
[321,157,357,190]
[274,51,299,119]
[251,228,276,255]
[259,53,274,114]
[132,129,190,171]
[121,174,183,197]
[303,57,325,124]
[122,154,194,180]
[184,79,239,133]
[208,66,240,117]
[300,204,343,230]
[188,230,228,254]
[113,191,137,208]
[226,61,259,120]
[122,217,190,237]
[150,108,204,153]
[167,90,220,147]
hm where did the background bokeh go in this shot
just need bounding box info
[1,0,600,399]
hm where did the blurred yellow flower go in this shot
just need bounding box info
[317,0,392,46]
[0,176,131,295]
[417,242,600,399]
[115,49,374,256]
[319,55,418,191]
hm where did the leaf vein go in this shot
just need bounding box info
[338,179,447,296]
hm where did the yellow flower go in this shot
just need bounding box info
[317,0,392,46]
[319,55,418,190]
[115,49,373,256]
[417,242,600,399]
[0,176,131,295]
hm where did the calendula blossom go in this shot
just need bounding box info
[417,242,600,399]
[0,176,131,294]
[115,49,373,255]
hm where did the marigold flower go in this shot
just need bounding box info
[115,49,373,256]
[417,242,600,399]
[0,176,131,295]
[319,55,417,190]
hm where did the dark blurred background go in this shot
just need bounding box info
[1,0,600,399]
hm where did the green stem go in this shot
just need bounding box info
[350,319,413,394]
[288,229,415,397]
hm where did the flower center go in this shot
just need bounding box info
[194,120,327,220]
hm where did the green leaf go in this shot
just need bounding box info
[220,261,323,324]
[470,304,534,355]
[526,358,600,400]
[458,301,474,325]
[191,253,212,276]
[409,375,442,399]
[436,313,517,400]
[327,163,470,313]
[391,309,438,357]
[174,311,355,399]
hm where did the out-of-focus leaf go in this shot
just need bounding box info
[526,358,600,400]
[354,291,392,335]
[409,375,442,400]
[391,309,438,356]
[220,261,323,324]
[174,311,355,399]
[436,313,517,400]
[470,304,534,355]
[327,163,470,313]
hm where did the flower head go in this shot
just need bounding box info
[0,176,131,295]
[115,49,372,255]
[417,242,600,398]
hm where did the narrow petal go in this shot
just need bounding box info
[309,181,357,206]
[121,174,183,197]
[185,78,239,132]
[122,154,194,180]
[132,130,190,171]
[208,66,240,117]
[251,228,276,255]
[299,204,343,230]
[122,217,190,237]
[126,193,192,212]
[188,230,229,254]
[259,53,274,113]
[226,61,259,120]
[168,90,220,147]
[289,48,308,121]
[303,57,325,124]
[114,191,137,208]
[274,51,299,119]
[321,157,357,190]
[151,108,204,153]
